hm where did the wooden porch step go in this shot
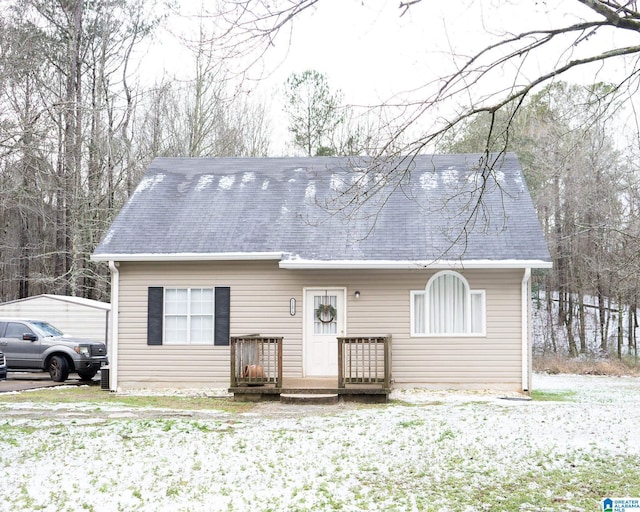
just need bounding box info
[229,386,389,403]
[280,393,339,405]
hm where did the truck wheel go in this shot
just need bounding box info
[77,370,97,381]
[48,356,69,382]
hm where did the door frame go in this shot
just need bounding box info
[302,287,347,377]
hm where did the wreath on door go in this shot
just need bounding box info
[315,303,337,323]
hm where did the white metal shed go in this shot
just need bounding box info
[0,294,110,344]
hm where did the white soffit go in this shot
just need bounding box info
[278,259,553,270]
[91,252,552,269]
[91,252,284,262]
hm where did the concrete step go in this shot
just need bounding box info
[280,393,339,405]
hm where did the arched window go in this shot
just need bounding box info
[411,271,485,336]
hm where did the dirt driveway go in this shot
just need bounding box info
[0,371,99,392]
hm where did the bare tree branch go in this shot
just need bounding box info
[213,1,640,164]
[399,0,422,17]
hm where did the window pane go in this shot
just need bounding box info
[191,289,213,315]
[314,294,337,335]
[428,273,468,334]
[6,323,30,339]
[450,275,466,332]
[165,316,188,344]
[190,316,213,344]
[470,291,485,334]
[165,289,188,315]
[413,292,425,334]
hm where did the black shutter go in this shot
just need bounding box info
[214,287,230,346]
[147,287,164,345]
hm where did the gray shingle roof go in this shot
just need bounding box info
[92,154,551,265]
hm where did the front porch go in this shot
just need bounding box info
[229,336,392,403]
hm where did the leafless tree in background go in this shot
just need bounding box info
[0,0,275,303]
[0,0,161,300]
[214,2,640,158]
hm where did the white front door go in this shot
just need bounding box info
[304,288,346,377]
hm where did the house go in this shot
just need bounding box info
[0,294,110,345]
[92,154,551,396]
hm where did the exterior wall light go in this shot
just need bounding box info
[354,291,361,299]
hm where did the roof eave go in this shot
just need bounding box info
[91,253,553,270]
[279,259,553,270]
[90,252,285,262]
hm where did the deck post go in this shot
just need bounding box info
[384,335,392,389]
[277,336,283,388]
[337,337,345,388]
[337,336,391,388]
[230,336,237,387]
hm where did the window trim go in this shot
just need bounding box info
[147,286,230,346]
[164,287,215,345]
[469,289,486,336]
[410,271,486,337]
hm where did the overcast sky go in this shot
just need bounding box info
[143,1,639,155]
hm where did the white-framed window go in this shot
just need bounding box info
[164,288,214,344]
[411,271,485,336]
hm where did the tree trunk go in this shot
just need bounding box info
[566,293,578,357]
[18,211,29,299]
[578,294,586,354]
[628,303,636,361]
[546,290,557,353]
[604,296,611,356]
[597,279,607,353]
[617,296,623,359]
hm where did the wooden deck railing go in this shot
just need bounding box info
[230,336,283,387]
[337,336,391,389]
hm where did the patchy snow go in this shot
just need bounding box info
[531,291,637,356]
[1,374,639,511]
[100,228,114,245]
[195,175,214,191]
[241,172,256,185]
[514,174,524,188]
[101,173,164,224]
[442,167,459,185]
[218,175,236,190]
[129,173,164,200]
[420,172,437,190]
[330,173,345,191]
[350,170,369,188]
[304,182,316,199]
[373,172,386,186]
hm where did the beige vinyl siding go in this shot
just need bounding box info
[115,262,525,390]
[344,268,523,388]
[117,261,305,388]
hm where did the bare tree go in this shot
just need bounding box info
[0,0,161,301]
[440,81,628,357]
[213,1,640,160]
[133,9,273,159]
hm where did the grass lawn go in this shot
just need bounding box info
[0,374,638,511]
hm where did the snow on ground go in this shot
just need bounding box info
[1,374,639,511]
